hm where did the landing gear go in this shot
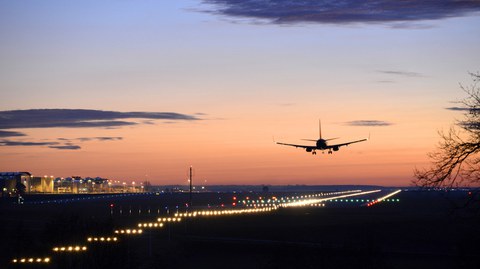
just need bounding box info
[312,151,317,155]
[328,150,333,154]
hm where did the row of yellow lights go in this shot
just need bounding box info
[12,258,50,263]
[138,222,164,228]
[241,190,363,206]
[283,189,382,207]
[175,212,197,217]
[11,238,115,264]
[278,190,362,201]
[173,207,277,218]
[242,190,361,203]
[245,203,273,206]
[53,246,87,252]
[114,229,143,234]
[157,217,182,222]
[87,237,118,242]
[255,202,326,207]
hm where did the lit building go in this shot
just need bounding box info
[0,172,31,197]
[2,172,145,195]
[1,172,56,195]
[28,176,54,193]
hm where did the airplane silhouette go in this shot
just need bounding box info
[276,120,368,155]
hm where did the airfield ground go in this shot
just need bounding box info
[1,190,479,269]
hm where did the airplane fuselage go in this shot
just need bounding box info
[314,139,339,153]
[316,139,327,149]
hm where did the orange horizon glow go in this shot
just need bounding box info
[0,114,447,186]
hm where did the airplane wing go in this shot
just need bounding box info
[276,142,315,150]
[327,138,367,149]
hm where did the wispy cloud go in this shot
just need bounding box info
[202,0,480,25]
[345,120,393,127]
[77,137,123,142]
[48,144,81,150]
[0,139,83,150]
[0,136,123,150]
[0,140,59,147]
[0,109,199,130]
[377,70,424,77]
[0,130,26,137]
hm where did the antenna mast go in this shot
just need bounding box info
[189,166,193,209]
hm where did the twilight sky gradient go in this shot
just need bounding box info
[1,0,479,186]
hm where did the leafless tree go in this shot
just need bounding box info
[414,72,480,188]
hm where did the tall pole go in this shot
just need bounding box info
[189,166,193,209]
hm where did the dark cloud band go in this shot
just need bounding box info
[202,0,480,24]
[48,145,81,150]
[0,130,26,137]
[0,109,193,150]
[0,109,199,129]
[0,140,58,147]
[77,137,123,142]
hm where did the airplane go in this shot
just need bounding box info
[276,120,368,155]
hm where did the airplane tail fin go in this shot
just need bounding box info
[319,119,322,139]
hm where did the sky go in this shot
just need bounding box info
[1,0,480,186]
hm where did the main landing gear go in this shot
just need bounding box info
[312,150,333,155]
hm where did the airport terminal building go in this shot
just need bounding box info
[0,172,54,197]
[1,171,148,196]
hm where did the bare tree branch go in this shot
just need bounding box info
[414,73,480,188]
